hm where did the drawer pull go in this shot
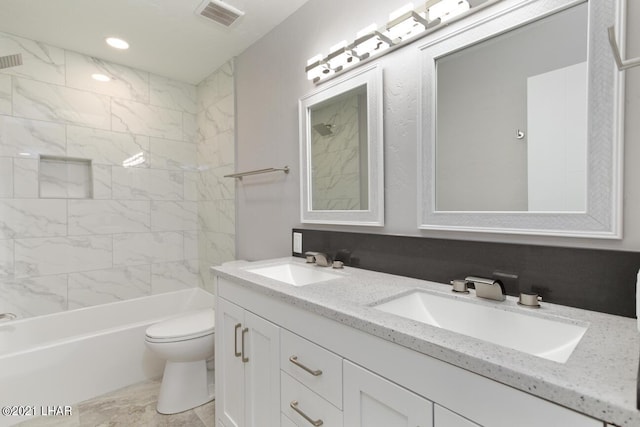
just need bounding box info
[290,400,323,426]
[289,356,323,376]
[241,327,249,363]
[234,323,242,357]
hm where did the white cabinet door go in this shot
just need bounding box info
[216,298,280,427]
[344,360,433,427]
[217,298,246,427]
[244,310,280,427]
[434,405,480,427]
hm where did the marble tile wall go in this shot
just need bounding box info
[0,31,212,319]
[196,61,236,292]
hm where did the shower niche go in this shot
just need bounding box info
[39,155,93,199]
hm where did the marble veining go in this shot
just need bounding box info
[111,167,151,200]
[197,61,233,112]
[0,275,68,318]
[113,232,184,266]
[0,157,13,197]
[14,236,112,278]
[112,98,183,141]
[0,32,65,85]
[67,265,151,309]
[0,74,10,114]
[13,78,111,129]
[91,164,112,200]
[184,171,199,201]
[68,200,151,235]
[0,116,66,158]
[0,199,67,239]
[214,257,640,427]
[0,238,14,277]
[148,169,184,200]
[66,126,150,167]
[1,31,212,320]
[65,51,150,103]
[151,201,197,231]
[151,260,199,294]
[183,112,197,143]
[149,137,197,170]
[13,158,38,198]
[195,60,235,289]
[184,230,198,260]
[150,74,197,115]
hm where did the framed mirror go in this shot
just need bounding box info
[299,64,384,226]
[419,0,624,238]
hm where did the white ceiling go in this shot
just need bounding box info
[0,0,310,84]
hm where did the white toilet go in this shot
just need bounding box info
[144,308,215,414]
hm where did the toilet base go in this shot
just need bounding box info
[156,360,214,414]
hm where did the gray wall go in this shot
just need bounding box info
[436,4,586,211]
[235,0,640,261]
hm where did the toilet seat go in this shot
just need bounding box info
[145,309,215,343]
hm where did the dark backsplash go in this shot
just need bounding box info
[293,228,640,318]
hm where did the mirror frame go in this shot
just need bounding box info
[418,0,624,238]
[299,64,384,226]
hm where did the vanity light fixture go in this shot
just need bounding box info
[306,0,495,84]
[326,40,360,72]
[306,54,335,82]
[352,24,394,59]
[384,3,432,43]
[105,37,130,50]
[91,73,111,82]
[428,0,470,23]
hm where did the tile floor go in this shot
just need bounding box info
[15,378,214,427]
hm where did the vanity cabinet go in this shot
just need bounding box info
[215,277,604,427]
[216,298,280,427]
[434,405,480,427]
[344,360,433,427]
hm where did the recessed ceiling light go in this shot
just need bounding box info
[91,73,111,82]
[105,37,129,50]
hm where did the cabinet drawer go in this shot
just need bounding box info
[281,371,343,427]
[281,328,343,409]
[434,405,480,427]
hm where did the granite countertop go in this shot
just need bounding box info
[213,257,640,427]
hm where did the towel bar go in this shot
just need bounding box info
[224,166,290,180]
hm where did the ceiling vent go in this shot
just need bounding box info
[196,0,245,27]
[0,53,23,70]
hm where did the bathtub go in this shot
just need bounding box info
[0,288,215,427]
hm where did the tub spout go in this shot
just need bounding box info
[0,313,17,322]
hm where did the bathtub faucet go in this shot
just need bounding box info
[0,313,17,322]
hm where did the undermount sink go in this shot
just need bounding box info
[246,263,340,286]
[372,290,587,363]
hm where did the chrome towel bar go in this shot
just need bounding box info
[224,166,290,180]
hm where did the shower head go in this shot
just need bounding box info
[0,53,23,70]
[313,123,333,136]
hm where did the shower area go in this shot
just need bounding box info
[0,30,236,322]
[309,85,369,211]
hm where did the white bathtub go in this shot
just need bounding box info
[0,288,215,427]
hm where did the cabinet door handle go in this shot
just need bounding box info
[241,327,249,363]
[289,356,323,376]
[290,400,323,426]
[234,323,242,357]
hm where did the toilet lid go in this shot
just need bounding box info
[145,309,215,341]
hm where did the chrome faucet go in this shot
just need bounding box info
[304,251,333,267]
[465,276,506,301]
